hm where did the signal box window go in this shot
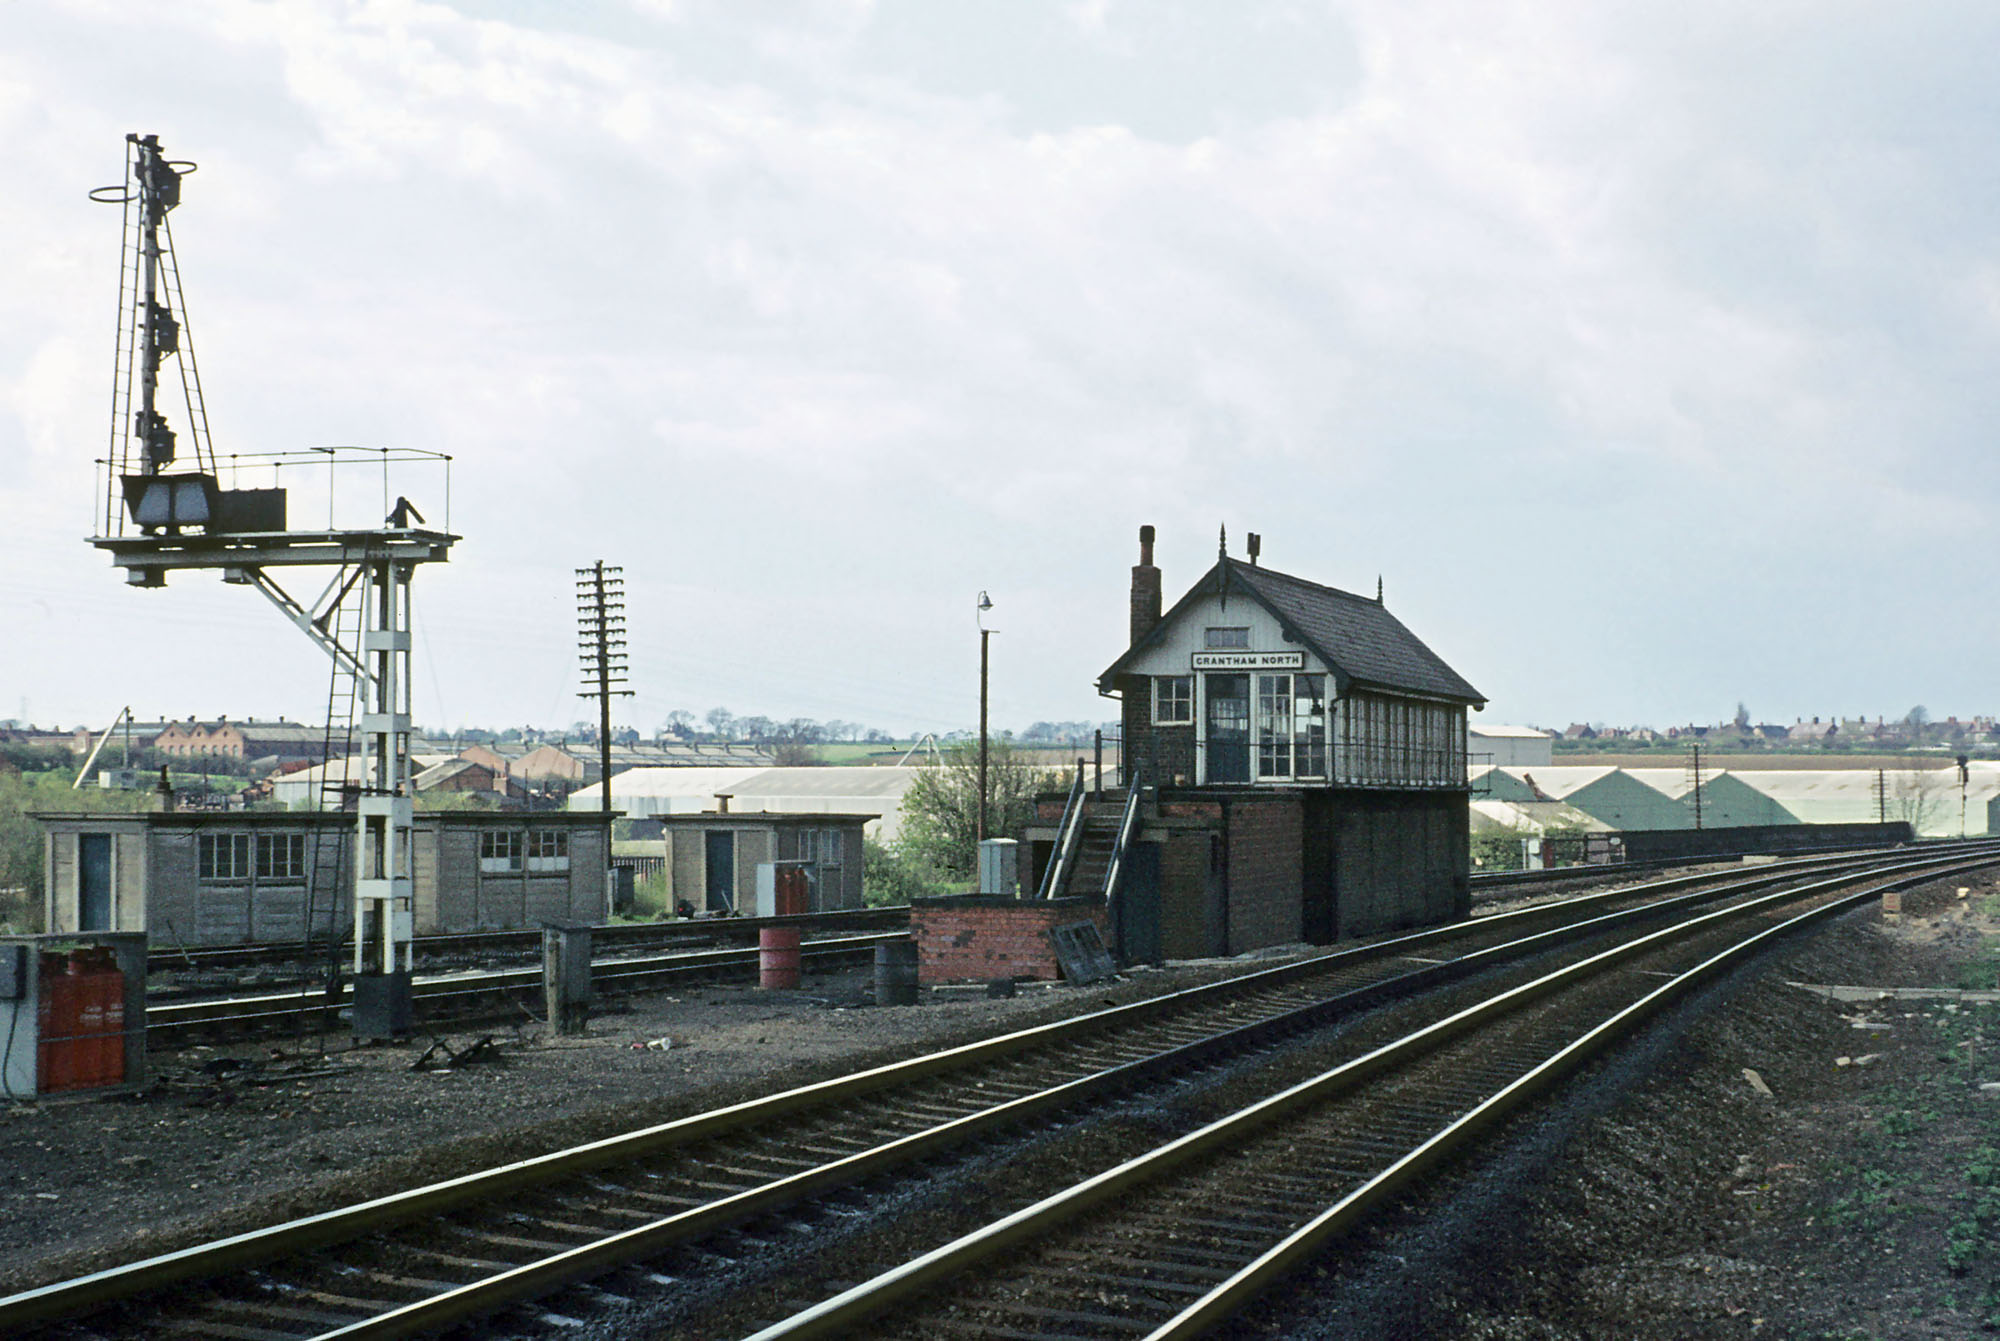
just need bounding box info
[1154,675,1193,724]
[1204,627,1250,649]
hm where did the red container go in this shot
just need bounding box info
[36,948,125,1094]
[35,953,73,1094]
[775,866,810,918]
[758,926,802,990]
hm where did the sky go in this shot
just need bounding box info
[5,0,1999,738]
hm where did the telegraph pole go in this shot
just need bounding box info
[977,591,993,847]
[1685,743,1705,830]
[577,562,632,846]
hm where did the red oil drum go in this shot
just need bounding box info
[758,926,802,990]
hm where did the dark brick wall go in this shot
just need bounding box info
[1117,674,1151,783]
[1150,725,1197,788]
[911,896,1110,984]
[1158,831,1221,959]
[1224,795,1303,953]
[1332,790,1468,938]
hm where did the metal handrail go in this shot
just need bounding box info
[1102,763,1146,904]
[1035,762,1087,900]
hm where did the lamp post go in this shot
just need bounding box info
[977,591,993,849]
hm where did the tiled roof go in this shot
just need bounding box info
[1102,558,1483,705]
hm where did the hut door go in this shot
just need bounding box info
[1205,674,1250,783]
[79,835,113,931]
[704,831,735,912]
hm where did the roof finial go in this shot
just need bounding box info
[1376,574,1383,603]
[1216,524,1229,609]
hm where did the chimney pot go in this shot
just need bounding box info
[1131,524,1163,646]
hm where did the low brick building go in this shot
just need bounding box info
[656,809,869,914]
[37,810,611,945]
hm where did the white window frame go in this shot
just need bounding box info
[527,828,570,874]
[480,829,524,873]
[1204,626,1250,649]
[1153,675,1193,725]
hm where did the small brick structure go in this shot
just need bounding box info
[910,894,1110,985]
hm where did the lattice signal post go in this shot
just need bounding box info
[86,135,456,1037]
[576,562,634,832]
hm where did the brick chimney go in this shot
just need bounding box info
[1131,524,1162,646]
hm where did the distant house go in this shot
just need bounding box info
[150,717,341,765]
[1562,723,1597,741]
[1788,718,1838,743]
[514,743,590,784]
[413,757,528,806]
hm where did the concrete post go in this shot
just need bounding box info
[542,923,592,1036]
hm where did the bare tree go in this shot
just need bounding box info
[1890,769,1949,837]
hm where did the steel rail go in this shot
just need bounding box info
[200,848,1943,1339]
[744,852,1996,1340]
[144,934,899,1040]
[146,905,913,973]
[4,846,1986,1335]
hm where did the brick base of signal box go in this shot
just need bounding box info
[910,895,1110,984]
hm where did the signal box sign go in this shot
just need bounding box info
[1191,651,1305,670]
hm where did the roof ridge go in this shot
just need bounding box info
[1230,559,1375,606]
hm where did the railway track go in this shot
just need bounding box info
[5,844,1989,1340]
[145,906,913,976]
[144,933,902,1047]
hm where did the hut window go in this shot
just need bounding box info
[1154,675,1193,724]
[255,833,307,881]
[1204,626,1250,649]
[527,829,570,873]
[480,830,524,873]
[198,833,251,881]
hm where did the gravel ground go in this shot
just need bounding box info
[7,865,1996,1340]
[0,953,1278,1297]
[1236,869,2000,1340]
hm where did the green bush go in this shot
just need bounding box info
[631,866,672,918]
[895,739,1060,881]
[864,839,945,906]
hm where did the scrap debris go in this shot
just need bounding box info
[411,1035,506,1072]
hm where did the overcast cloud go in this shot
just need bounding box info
[4,1,1997,736]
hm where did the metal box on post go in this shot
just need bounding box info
[350,971,414,1041]
[978,839,1019,896]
